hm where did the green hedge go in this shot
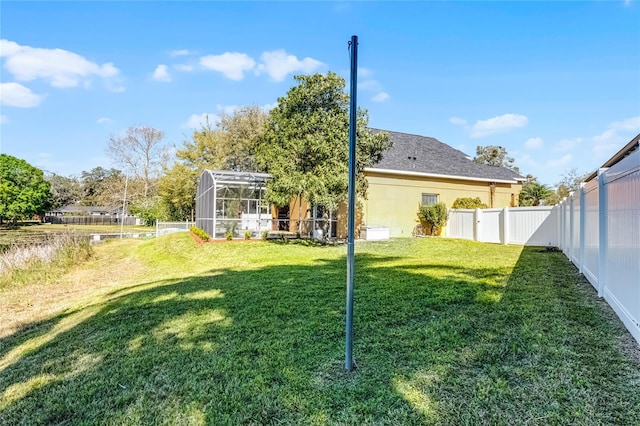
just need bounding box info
[189,226,210,242]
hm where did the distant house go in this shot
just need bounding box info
[360,130,524,237]
[47,205,121,217]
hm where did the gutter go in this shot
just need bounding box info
[364,167,522,184]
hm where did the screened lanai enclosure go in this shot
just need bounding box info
[195,169,338,239]
[195,170,271,238]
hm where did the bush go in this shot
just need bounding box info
[417,202,449,236]
[189,226,210,242]
[452,197,488,209]
[244,230,251,240]
[261,231,268,240]
[225,231,233,241]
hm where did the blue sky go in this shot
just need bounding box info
[1,1,638,187]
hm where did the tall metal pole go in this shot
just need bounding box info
[345,35,358,372]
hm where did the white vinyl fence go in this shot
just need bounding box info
[447,149,639,344]
[558,150,640,345]
[156,221,194,237]
[446,206,559,246]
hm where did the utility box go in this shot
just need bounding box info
[360,226,389,241]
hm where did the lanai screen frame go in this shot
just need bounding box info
[195,170,272,238]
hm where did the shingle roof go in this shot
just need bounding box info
[369,129,524,182]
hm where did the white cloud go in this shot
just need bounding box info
[200,52,256,80]
[449,117,467,126]
[152,64,171,82]
[0,82,44,107]
[546,154,572,168]
[371,92,390,102]
[1,39,122,91]
[609,116,640,132]
[173,64,193,72]
[183,113,220,129]
[170,49,190,57]
[553,137,582,152]
[0,115,8,124]
[256,50,324,82]
[357,79,381,91]
[470,113,528,138]
[517,153,540,168]
[524,137,543,150]
[358,68,373,78]
[591,115,640,160]
[96,117,114,125]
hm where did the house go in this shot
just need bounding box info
[360,130,524,237]
[584,133,639,182]
[195,130,524,239]
[46,205,121,216]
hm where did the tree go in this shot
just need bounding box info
[107,126,167,197]
[474,145,519,172]
[158,163,197,221]
[217,106,268,171]
[519,181,554,206]
[80,167,124,207]
[158,107,269,221]
[0,154,52,223]
[46,173,82,208]
[254,72,391,209]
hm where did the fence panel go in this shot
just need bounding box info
[446,209,475,240]
[571,194,581,266]
[582,180,599,289]
[508,207,558,246]
[478,209,502,244]
[156,221,193,237]
[602,152,640,344]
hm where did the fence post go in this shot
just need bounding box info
[579,183,586,273]
[474,208,482,242]
[502,206,509,245]
[597,168,609,298]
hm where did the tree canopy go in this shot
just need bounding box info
[255,72,391,209]
[158,106,269,220]
[519,180,554,206]
[0,154,52,222]
[474,145,519,173]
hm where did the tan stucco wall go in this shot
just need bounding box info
[358,171,522,238]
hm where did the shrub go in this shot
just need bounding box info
[189,226,210,242]
[244,230,252,240]
[261,231,268,240]
[417,202,449,236]
[452,197,488,209]
[225,231,233,241]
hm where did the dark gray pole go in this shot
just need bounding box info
[345,35,358,372]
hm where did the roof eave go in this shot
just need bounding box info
[365,167,522,184]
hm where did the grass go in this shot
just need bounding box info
[0,235,639,425]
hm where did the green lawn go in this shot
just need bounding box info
[1,235,639,425]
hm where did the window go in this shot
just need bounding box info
[421,193,439,206]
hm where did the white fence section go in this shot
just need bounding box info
[558,149,640,345]
[156,221,194,237]
[446,149,639,345]
[446,207,559,246]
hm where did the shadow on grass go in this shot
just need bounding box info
[1,246,639,425]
